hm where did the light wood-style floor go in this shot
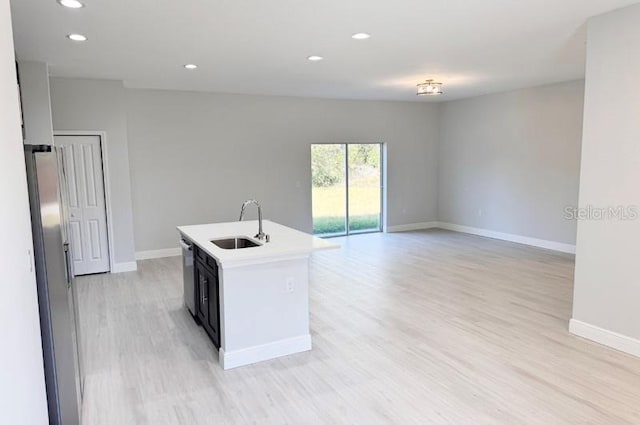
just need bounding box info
[77,230,640,425]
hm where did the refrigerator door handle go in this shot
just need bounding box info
[57,146,73,244]
[63,242,73,287]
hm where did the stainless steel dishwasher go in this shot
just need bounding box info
[180,238,196,316]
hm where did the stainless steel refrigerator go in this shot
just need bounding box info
[25,144,84,425]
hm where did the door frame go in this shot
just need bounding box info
[54,131,115,274]
[310,142,388,236]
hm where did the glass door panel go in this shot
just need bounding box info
[347,144,382,233]
[311,144,347,236]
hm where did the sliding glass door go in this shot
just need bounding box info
[312,143,383,237]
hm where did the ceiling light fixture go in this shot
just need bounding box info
[67,33,87,41]
[307,55,323,61]
[416,79,443,96]
[58,0,84,8]
[184,64,198,70]
[352,33,371,40]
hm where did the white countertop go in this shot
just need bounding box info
[177,220,339,268]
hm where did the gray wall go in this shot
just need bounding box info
[0,1,49,422]
[437,80,585,245]
[572,4,640,341]
[126,89,439,252]
[18,61,53,145]
[49,78,137,266]
[48,76,586,256]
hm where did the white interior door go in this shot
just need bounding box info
[55,135,110,275]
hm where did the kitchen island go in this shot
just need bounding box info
[177,220,338,369]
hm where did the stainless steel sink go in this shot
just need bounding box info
[211,237,262,250]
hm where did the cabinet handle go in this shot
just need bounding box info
[203,278,208,302]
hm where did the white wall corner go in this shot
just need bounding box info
[436,222,576,254]
[386,221,439,233]
[135,247,181,260]
[569,319,640,358]
[111,261,138,273]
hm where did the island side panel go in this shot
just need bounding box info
[218,257,311,369]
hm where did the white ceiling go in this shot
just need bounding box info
[10,0,639,101]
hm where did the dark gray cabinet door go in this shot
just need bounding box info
[194,255,220,348]
[206,269,220,347]
[195,261,207,326]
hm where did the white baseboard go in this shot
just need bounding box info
[387,221,439,233]
[436,222,576,254]
[569,319,640,358]
[111,261,137,273]
[219,334,312,370]
[135,247,181,260]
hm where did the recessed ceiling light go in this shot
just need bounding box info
[58,0,84,8]
[307,55,323,61]
[352,33,371,40]
[184,64,198,70]
[67,34,87,42]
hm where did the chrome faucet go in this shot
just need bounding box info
[239,199,270,242]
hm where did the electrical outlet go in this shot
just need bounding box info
[285,277,295,293]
